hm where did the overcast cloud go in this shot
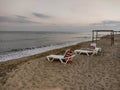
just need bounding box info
[0,16,39,24]
[32,13,52,19]
[0,0,120,31]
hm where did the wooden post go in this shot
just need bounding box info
[92,30,94,42]
[96,31,98,43]
[111,32,112,46]
[112,31,114,46]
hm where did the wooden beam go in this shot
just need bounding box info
[92,30,114,46]
[93,30,114,32]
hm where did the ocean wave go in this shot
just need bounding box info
[0,38,38,43]
[0,39,91,62]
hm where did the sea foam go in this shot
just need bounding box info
[0,40,89,62]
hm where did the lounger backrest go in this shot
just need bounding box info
[88,46,95,50]
[63,49,73,62]
[64,49,73,58]
[90,43,96,48]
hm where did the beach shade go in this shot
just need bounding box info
[92,30,114,46]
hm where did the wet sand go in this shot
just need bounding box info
[0,34,120,90]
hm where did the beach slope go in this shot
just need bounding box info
[0,35,120,90]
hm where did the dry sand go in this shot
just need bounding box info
[0,35,120,90]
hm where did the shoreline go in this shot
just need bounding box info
[0,39,92,63]
[0,34,120,90]
[0,39,91,62]
[0,40,92,85]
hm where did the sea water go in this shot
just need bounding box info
[0,31,91,62]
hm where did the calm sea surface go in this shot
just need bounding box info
[0,31,91,61]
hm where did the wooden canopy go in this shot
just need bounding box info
[92,30,114,46]
[114,31,120,34]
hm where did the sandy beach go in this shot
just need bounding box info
[0,34,120,90]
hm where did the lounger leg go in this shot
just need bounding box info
[59,59,65,64]
[74,51,78,54]
[92,50,97,56]
[50,58,54,62]
[47,57,54,62]
[86,52,89,56]
[47,56,50,61]
[92,53,95,56]
[75,51,80,55]
[79,52,81,54]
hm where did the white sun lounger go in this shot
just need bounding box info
[46,49,75,64]
[74,43,101,56]
[74,49,97,56]
[90,43,101,52]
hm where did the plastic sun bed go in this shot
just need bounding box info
[90,43,101,52]
[74,43,101,56]
[46,49,75,64]
[74,49,97,56]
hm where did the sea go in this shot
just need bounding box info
[0,31,91,62]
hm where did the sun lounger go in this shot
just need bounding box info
[90,43,101,52]
[74,43,101,56]
[74,49,97,56]
[46,49,75,64]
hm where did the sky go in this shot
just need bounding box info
[0,0,120,31]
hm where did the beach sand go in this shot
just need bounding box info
[0,35,120,90]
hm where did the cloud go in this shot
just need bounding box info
[90,20,120,26]
[102,20,120,25]
[15,15,27,19]
[32,13,51,19]
[0,15,39,24]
